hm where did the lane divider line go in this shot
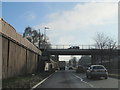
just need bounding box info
[72,74,94,88]
[31,72,54,90]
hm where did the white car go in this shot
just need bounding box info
[86,65,108,79]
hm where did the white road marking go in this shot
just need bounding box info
[31,73,54,90]
[73,74,94,88]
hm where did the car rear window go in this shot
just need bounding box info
[93,66,105,69]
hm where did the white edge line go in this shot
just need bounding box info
[72,74,94,88]
[31,73,54,90]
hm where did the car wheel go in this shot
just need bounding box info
[105,76,108,79]
[86,75,88,78]
[87,75,91,79]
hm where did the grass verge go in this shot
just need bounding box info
[2,71,54,89]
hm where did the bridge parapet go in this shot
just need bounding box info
[50,44,119,50]
[51,45,96,49]
[50,45,117,49]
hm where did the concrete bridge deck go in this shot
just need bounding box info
[46,49,119,55]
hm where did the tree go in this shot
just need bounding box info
[94,32,116,49]
[107,37,117,49]
[93,32,117,67]
[23,27,32,37]
[72,57,77,67]
[78,55,91,67]
[23,27,32,42]
[32,30,39,44]
[69,60,72,66]
[69,57,77,67]
[23,26,51,49]
[94,33,108,49]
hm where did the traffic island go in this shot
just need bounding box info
[2,71,54,89]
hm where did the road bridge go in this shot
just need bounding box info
[44,45,119,55]
[46,49,118,55]
[42,45,119,64]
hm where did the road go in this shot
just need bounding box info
[36,70,119,88]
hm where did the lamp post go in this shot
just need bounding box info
[38,29,40,48]
[44,26,49,49]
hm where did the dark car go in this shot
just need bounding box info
[69,67,73,70]
[86,65,108,79]
[68,46,79,49]
[76,65,86,73]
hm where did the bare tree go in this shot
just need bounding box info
[93,32,117,69]
[94,33,108,49]
[107,37,117,49]
[94,32,116,49]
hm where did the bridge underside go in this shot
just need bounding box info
[46,49,119,55]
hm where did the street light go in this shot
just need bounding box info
[44,26,49,49]
[38,29,41,48]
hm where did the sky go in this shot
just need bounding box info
[1,1,118,61]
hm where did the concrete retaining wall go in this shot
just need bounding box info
[0,18,42,79]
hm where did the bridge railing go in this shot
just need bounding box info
[50,45,97,49]
[50,45,119,49]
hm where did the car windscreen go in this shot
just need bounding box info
[92,66,105,69]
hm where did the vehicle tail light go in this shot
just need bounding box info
[91,69,95,72]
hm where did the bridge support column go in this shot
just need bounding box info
[55,55,59,61]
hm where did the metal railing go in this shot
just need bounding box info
[50,45,96,49]
[50,45,119,49]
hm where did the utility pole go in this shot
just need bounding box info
[39,29,40,49]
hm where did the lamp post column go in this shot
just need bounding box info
[39,29,41,48]
[44,27,49,49]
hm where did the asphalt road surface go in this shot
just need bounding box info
[37,70,119,88]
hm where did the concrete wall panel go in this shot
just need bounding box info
[8,41,16,78]
[1,18,42,79]
[0,19,2,33]
[2,38,8,79]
